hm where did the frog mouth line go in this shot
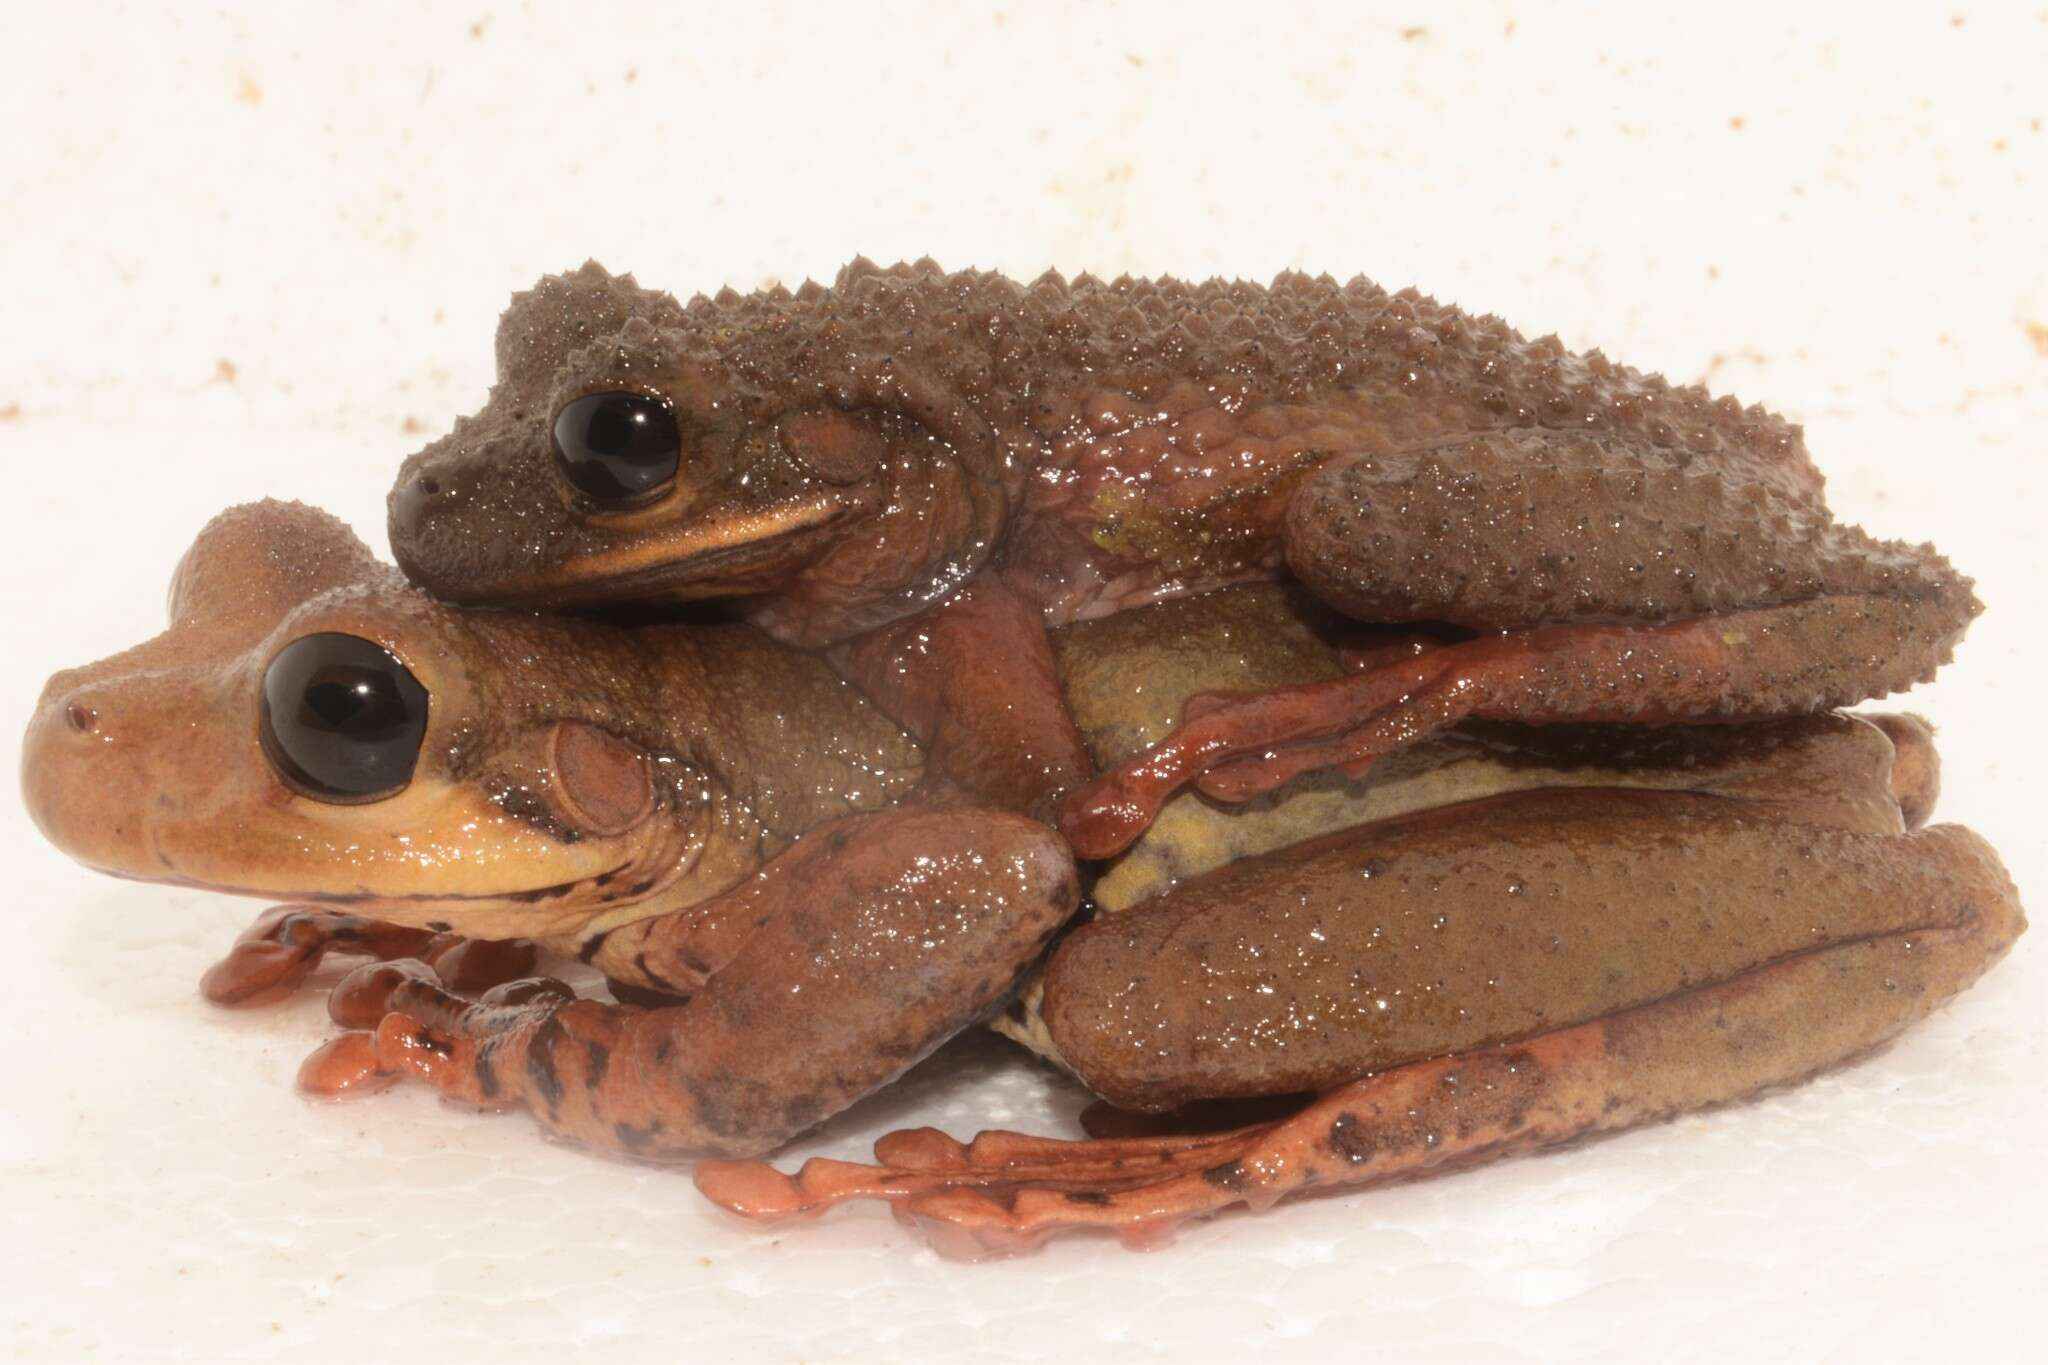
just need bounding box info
[465,500,851,609]
[98,860,638,909]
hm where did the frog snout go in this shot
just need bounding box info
[393,464,441,511]
[21,675,118,851]
[28,662,86,725]
[24,668,111,764]
[387,454,545,601]
[388,467,447,547]
[21,671,218,869]
[386,467,469,597]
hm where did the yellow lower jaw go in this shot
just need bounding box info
[491,497,847,606]
[123,777,671,942]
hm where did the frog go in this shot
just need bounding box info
[698,705,2021,1257]
[385,259,1980,855]
[20,499,1080,1158]
[23,515,2022,1257]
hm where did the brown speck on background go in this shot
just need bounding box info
[1697,346,1769,386]
[1401,27,1428,41]
[236,73,262,106]
[470,15,490,38]
[214,359,238,384]
[0,402,20,421]
[2025,321,2048,357]
[1729,115,1746,130]
[401,416,427,434]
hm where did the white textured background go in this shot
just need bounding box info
[3,3,2044,1360]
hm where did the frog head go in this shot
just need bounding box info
[387,261,1011,645]
[22,501,738,943]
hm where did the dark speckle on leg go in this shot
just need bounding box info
[527,1015,568,1117]
[1328,1111,1376,1165]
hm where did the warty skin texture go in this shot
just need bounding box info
[390,258,1936,639]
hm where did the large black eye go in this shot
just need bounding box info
[552,391,681,502]
[260,633,429,803]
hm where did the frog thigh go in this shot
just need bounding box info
[1043,786,2011,1111]
[1283,427,1967,631]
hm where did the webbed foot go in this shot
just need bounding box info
[201,902,538,1008]
[297,954,579,1100]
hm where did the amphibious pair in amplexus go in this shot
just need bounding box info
[25,261,2021,1256]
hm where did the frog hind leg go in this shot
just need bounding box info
[200,903,538,1008]
[695,815,2022,1259]
[339,808,1078,1159]
[1061,429,1979,857]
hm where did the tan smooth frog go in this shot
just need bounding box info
[22,501,1077,1158]
[21,506,2022,1257]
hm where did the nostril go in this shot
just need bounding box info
[66,703,98,734]
[418,475,441,496]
